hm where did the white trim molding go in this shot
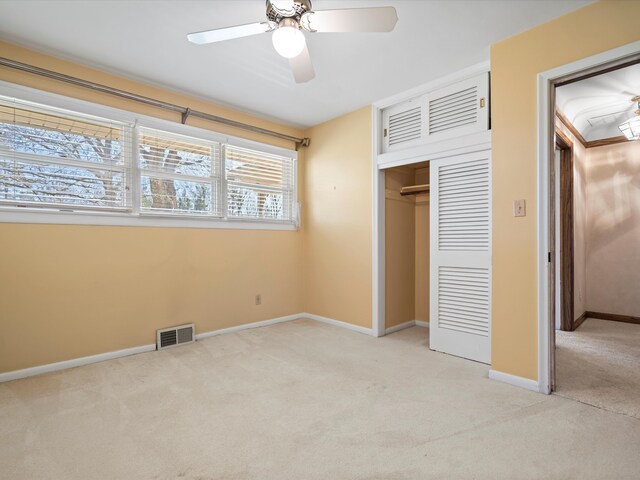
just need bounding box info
[0,343,156,383]
[195,314,301,340]
[302,313,374,336]
[488,369,539,393]
[0,208,298,231]
[371,103,385,338]
[385,320,416,335]
[536,40,640,395]
[384,319,430,334]
[0,313,374,383]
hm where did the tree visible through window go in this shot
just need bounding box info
[138,128,219,215]
[0,104,128,209]
[0,97,297,225]
[225,145,293,221]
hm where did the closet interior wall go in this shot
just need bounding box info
[385,164,430,329]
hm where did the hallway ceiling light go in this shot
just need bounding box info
[618,95,640,140]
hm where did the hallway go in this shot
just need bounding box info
[556,318,640,419]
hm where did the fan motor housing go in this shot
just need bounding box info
[266,0,312,22]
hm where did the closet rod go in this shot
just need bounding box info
[400,184,430,196]
[0,57,311,150]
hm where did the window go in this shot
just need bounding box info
[225,145,295,222]
[0,100,131,211]
[138,127,221,216]
[0,93,297,228]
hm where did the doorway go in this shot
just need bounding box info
[539,42,640,402]
[383,162,430,334]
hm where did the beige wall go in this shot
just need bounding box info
[414,167,430,323]
[0,226,304,372]
[491,0,640,380]
[585,141,640,317]
[385,168,415,328]
[302,106,373,328]
[0,42,305,373]
[556,120,588,320]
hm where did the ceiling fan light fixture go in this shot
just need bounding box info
[619,95,640,141]
[272,19,306,59]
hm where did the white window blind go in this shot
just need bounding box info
[138,127,221,216]
[0,90,298,228]
[0,99,131,211]
[225,145,295,222]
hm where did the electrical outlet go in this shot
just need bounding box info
[513,199,526,217]
[255,294,261,306]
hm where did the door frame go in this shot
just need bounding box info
[555,130,574,332]
[536,41,640,394]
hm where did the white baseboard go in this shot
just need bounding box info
[0,312,377,383]
[0,343,156,383]
[488,369,540,392]
[301,313,374,336]
[385,320,416,334]
[415,320,430,328]
[195,313,301,340]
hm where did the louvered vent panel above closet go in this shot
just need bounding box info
[388,106,422,147]
[428,86,478,135]
[380,72,489,155]
[438,266,490,336]
[438,158,490,251]
[381,98,424,153]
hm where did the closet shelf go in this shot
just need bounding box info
[400,184,430,196]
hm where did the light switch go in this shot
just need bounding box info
[513,199,526,217]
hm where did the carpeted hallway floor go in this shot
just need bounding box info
[556,318,640,419]
[1,319,639,479]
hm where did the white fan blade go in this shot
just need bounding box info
[188,21,276,45]
[301,7,398,33]
[289,45,315,84]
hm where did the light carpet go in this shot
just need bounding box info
[1,319,639,479]
[556,317,640,419]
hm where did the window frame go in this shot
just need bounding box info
[137,126,223,218]
[0,99,133,213]
[224,144,297,223]
[0,81,298,231]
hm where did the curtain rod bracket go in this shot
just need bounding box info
[295,138,311,151]
[181,108,191,125]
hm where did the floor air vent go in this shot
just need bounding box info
[157,324,195,350]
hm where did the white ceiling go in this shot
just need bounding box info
[0,0,592,128]
[556,63,640,141]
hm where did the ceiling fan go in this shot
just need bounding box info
[187,1,398,83]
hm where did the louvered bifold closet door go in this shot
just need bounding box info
[425,73,489,144]
[381,97,425,153]
[430,150,491,364]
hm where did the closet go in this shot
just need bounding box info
[375,64,492,365]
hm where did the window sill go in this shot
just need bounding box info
[0,208,298,231]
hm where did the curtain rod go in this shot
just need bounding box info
[0,57,311,150]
